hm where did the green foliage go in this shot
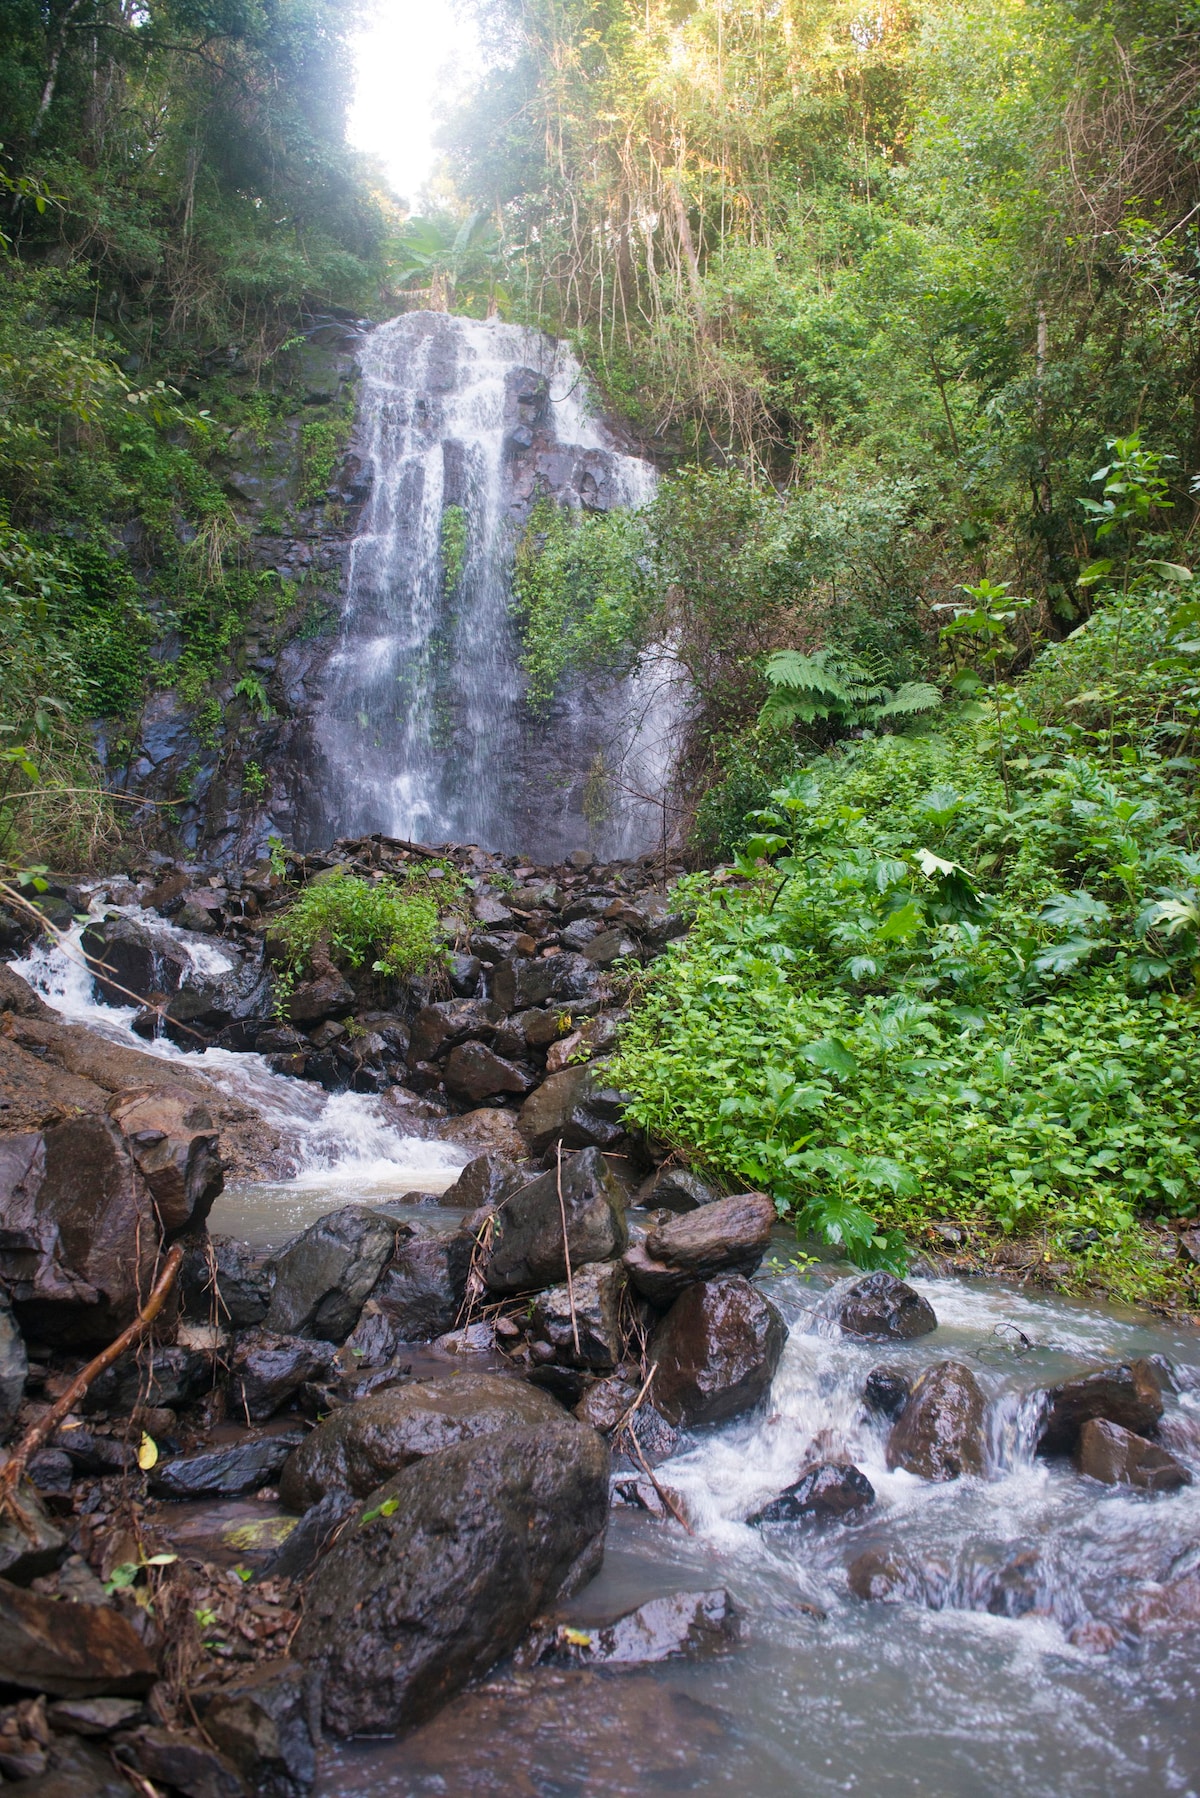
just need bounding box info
[299,400,354,505]
[440,505,469,595]
[274,867,455,984]
[616,572,1200,1286]
[760,649,942,734]
[512,499,652,712]
[241,760,267,800]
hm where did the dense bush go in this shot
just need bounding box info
[274,869,452,985]
[615,572,1200,1297]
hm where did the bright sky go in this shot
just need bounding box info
[348,0,481,208]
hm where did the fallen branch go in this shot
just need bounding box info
[623,1428,693,1535]
[556,1139,581,1359]
[0,1243,185,1536]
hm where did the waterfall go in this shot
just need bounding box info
[299,311,676,862]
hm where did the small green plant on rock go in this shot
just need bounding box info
[274,866,455,983]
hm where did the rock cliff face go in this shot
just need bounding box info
[109,312,674,868]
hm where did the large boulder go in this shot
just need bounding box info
[0,1289,28,1440]
[0,1583,157,1697]
[650,1275,786,1428]
[153,955,272,1049]
[623,1192,775,1306]
[371,1229,473,1341]
[1036,1360,1164,1457]
[484,1148,628,1294]
[0,1118,158,1347]
[84,1343,215,1415]
[529,1260,626,1369]
[294,1418,610,1736]
[516,1067,588,1155]
[279,1371,566,1509]
[263,1207,399,1341]
[435,1108,526,1160]
[886,1360,986,1480]
[1075,1418,1190,1492]
[832,1271,937,1341]
[106,1086,223,1238]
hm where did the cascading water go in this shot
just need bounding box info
[326,1263,1200,1797]
[11,903,468,1231]
[300,311,677,861]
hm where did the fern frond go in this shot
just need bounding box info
[870,681,943,721]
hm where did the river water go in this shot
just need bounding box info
[12,920,1200,1795]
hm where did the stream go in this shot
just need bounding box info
[15,917,1200,1796]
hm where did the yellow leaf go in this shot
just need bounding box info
[137,1433,159,1471]
[562,1627,593,1647]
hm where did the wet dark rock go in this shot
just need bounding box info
[0,1582,157,1696]
[573,1375,678,1462]
[447,954,482,997]
[847,1547,929,1604]
[51,1425,135,1477]
[520,1007,571,1049]
[230,1332,337,1422]
[529,1260,626,1369]
[294,1418,610,1737]
[107,1086,223,1237]
[582,928,638,966]
[156,957,272,1048]
[380,1084,449,1135]
[749,1462,875,1525]
[258,1490,358,1584]
[886,1360,985,1481]
[150,1431,304,1498]
[439,1153,526,1211]
[263,1206,399,1341]
[285,971,355,1026]
[1075,1417,1191,1491]
[516,1066,588,1154]
[80,916,188,1007]
[435,1107,526,1160]
[525,1363,592,1407]
[623,1192,775,1306]
[340,1304,398,1368]
[444,1042,536,1103]
[408,999,502,1063]
[199,1659,317,1798]
[0,1482,67,1583]
[0,1288,27,1438]
[114,1726,245,1797]
[372,1228,473,1341]
[84,1343,215,1416]
[833,1272,937,1341]
[27,1450,73,1496]
[535,1589,741,1666]
[181,1235,271,1329]
[485,1147,628,1294]
[636,1167,721,1212]
[650,1275,786,1429]
[47,1697,144,1737]
[279,1370,565,1509]
[1037,1359,1164,1457]
[14,1733,133,1795]
[0,1116,158,1348]
[492,952,602,1014]
[982,1548,1044,1618]
[862,1365,913,1419]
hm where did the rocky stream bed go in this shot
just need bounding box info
[1,838,1199,1795]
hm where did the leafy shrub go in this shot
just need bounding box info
[440,504,468,594]
[616,612,1200,1285]
[512,499,651,712]
[274,868,452,983]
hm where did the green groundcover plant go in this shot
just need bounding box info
[615,570,1200,1299]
